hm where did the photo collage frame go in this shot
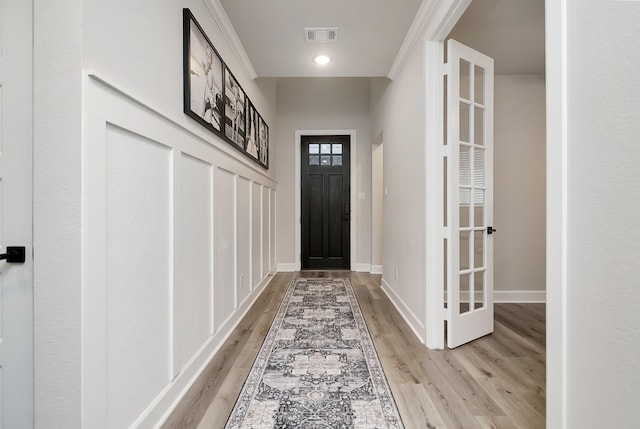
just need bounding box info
[183,8,269,169]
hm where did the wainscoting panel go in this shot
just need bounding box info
[214,167,237,323]
[82,73,277,429]
[270,189,277,272]
[175,154,214,373]
[104,125,172,429]
[237,176,252,306]
[251,182,263,289]
[262,187,270,278]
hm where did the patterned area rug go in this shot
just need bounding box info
[225,277,404,428]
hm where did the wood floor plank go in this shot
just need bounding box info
[166,272,546,429]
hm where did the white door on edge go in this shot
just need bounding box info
[0,0,34,426]
[446,39,495,348]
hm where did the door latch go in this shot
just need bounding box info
[487,226,496,235]
[0,246,26,263]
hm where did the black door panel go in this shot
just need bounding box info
[301,135,350,269]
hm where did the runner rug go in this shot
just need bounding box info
[225,277,404,428]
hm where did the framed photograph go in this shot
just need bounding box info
[223,66,246,149]
[183,9,224,133]
[182,8,268,170]
[245,101,259,161]
[258,115,269,168]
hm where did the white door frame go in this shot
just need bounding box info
[544,1,568,427]
[423,0,566,426]
[294,130,357,271]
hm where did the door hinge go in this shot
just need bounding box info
[443,63,451,76]
[443,307,450,321]
[442,226,450,239]
[441,146,450,157]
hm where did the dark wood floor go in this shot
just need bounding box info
[164,272,545,429]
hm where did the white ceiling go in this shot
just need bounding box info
[219,0,545,78]
[219,0,423,78]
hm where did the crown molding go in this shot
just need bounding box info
[387,0,471,80]
[204,0,258,80]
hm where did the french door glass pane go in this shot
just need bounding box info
[309,143,319,154]
[475,65,485,104]
[460,59,471,100]
[460,102,470,142]
[474,230,484,269]
[460,144,471,186]
[474,107,485,146]
[460,273,471,314]
[460,231,470,271]
[474,148,485,187]
[476,271,485,309]
[474,190,485,227]
[460,198,470,228]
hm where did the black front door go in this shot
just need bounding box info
[301,135,350,270]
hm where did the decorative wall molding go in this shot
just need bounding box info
[85,72,272,180]
[204,0,257,80]
[387,0,471,80]
[81,72,275,428]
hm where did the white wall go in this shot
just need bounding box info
[371,138,384,273]
[369,38,427,338]
[34,1,278,427]
[275,78,372,270]
[564,1,640,426]
[33,0,83,427]
[494,74,546,295]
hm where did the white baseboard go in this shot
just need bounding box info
[153,274,274,427]
[495,290,546,303]
[371,265,383,275]
[380,278,425,343]
[354,263,371,273]
[456,290,546,303]
[277,263,296,272]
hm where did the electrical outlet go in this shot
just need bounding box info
[240,274,244,288]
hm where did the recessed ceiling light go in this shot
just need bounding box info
[314,55,331,65]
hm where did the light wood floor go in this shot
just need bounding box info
[163,272,545,429]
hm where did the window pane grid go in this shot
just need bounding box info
[308,143,345,166]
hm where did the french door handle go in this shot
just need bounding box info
[0,246,26,263]
[487,226,496,235]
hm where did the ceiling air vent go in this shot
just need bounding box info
[305,27,338,43]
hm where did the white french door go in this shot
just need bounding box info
[446,39,494,349]
[0,0,34,426]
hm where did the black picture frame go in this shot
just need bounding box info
[223,66,246,150]
[183,9,224,134]
[245,101,259,162]
[258,114,269,168]
[183,8,269,170]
